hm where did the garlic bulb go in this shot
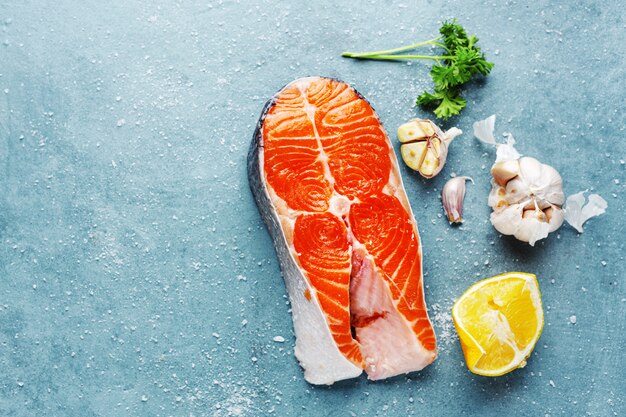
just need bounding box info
[474,115,565,246]
[442,176,473,223]
[398,119,462,178]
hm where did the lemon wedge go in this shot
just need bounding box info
[452,272,544,377]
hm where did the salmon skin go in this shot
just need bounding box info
[248,77,437,385]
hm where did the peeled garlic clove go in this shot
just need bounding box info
[523,207,547,222]
[397,119,437,143]
[491,160,520,186]
[400,141,428,171]
[419,148,441,177]
[442,176,473,223]
[420,137,446,178]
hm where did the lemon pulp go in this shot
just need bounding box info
[452,272,544,377]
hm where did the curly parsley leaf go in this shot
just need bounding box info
[416,88,467,120]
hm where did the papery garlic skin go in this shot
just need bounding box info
[475,115,565,246]
[442,176,473,223]
[398,119,461,178]
[472,115,497,145]
[564,192,607,233]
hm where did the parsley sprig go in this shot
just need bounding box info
[342,20,494,119]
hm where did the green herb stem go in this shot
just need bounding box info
[341,53,450,62]
[341,37,444,58]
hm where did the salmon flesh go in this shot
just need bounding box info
[248,77,437,385]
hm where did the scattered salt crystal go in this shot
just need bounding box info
[569,315,577,324]
[141,395,148,402]
[273,336,285,343]
[212,332,220,338]
[116,118,126,127]
[601,261,607,267]
[549,380,556,387]
[241,319,248,326]
[430,303,457,350]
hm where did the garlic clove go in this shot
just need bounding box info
[518,157,544,186]
[487,180,507,209]
[546,206,565,232]
[400,141,428,172]
[533,164,565,205]
[522,207,547,222]
[419,147,441,177]
[490,204,524,235]
[505,178,530,205]
[397,119,436,143]
[491,160,520,186]
[442,176,473,223]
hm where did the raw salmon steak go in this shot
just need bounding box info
[248,77,437,385]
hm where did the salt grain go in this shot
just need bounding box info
[273,336,285,343]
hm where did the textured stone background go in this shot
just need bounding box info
[0,0,624,416]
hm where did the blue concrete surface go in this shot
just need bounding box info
[0,1,624,416]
